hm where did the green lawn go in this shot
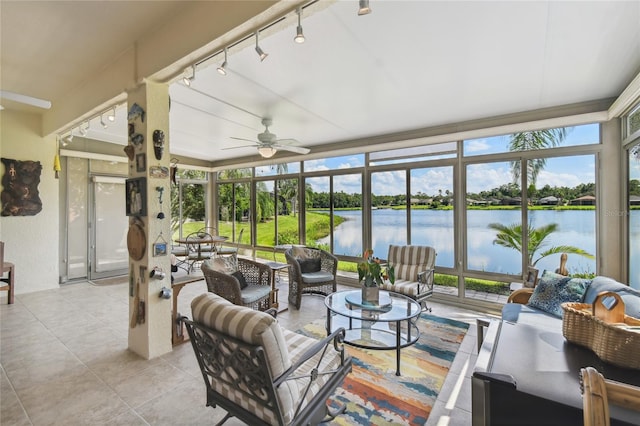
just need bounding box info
[173,211,344,263]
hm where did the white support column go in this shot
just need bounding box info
[599,119,624,281]
[126,81,172,359]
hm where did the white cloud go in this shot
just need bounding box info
[536,170,582,188]
[466,164,511,193]
[334,174,362,193]
[371,170,406,194]
[465,139,491,153]
[304,159,329,172]
[411,168,453,196]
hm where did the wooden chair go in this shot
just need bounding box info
[285,247,337,310]
[182,292,352,425]
[202,255,272,311]
[0,241,15,304]
[580,366,640,426]
[379,245,436,311]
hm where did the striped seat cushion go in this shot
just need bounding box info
[191,293,298,424]
[281,328,344,420]
[387,245,435,281]
[380,279,418,297]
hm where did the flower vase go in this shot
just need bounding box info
[361,282,379,304]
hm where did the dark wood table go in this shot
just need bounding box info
[264,261,289,311]
[171,275,205,346]
[472,320,640,425]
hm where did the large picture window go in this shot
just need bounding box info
[213,123,601,306]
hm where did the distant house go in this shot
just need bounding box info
[538,196,559,205]
[410,198,431,205]
[570,195,596,206]
[501,197,521,206]
[630,195,640,206]
[467,198,488,206]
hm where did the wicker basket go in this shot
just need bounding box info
[562,291,640,370]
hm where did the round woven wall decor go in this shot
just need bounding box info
[127,222,146,261]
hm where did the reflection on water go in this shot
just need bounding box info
[317,209,604,277]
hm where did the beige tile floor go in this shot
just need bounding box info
[1,274,496,426]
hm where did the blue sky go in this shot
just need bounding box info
[302,123,599,195]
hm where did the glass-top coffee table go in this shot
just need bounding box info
[325,289,422,376]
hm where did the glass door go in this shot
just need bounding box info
[90,176,128,279]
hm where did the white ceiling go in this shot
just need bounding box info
[2,1,640,163]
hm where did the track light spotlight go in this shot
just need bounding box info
[255,31,268,61]
[79,121,88,136]
[182,65,196,86]
[100,114,107,129]
[294,8,305,43]
[217,48,228,75]
[358,0,371,15]
[107,106,116,122]
[62,133,73,147]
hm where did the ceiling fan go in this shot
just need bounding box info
[227,118,310,158]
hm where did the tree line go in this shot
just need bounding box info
[306,181,603,209]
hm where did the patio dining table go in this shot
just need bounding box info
[174,234,228,272]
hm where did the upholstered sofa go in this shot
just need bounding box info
[502,272,640,330]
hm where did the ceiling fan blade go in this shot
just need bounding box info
[274,144,310,154]
[0,90,51,109]
[230,136,258,143]
[274,138,300,146]
[222,144,257,150]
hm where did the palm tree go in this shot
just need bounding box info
[508,128,568,186]
[488,221,594,267]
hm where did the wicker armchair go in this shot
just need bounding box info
[285,247,338,310]
[202,256,272,311]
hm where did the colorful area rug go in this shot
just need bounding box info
[297,314,469,425]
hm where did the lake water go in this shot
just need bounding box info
[316,209,637,279]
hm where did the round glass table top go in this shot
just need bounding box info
[325,289,421,322]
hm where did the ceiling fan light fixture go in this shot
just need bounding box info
[358,0,371,15]
[294,8,305,43]
[255,31,268,61]
[217,48,228,75]
[107,106,116,122]
[258,146,277,158]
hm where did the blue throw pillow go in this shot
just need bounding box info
[527,270,591,317]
